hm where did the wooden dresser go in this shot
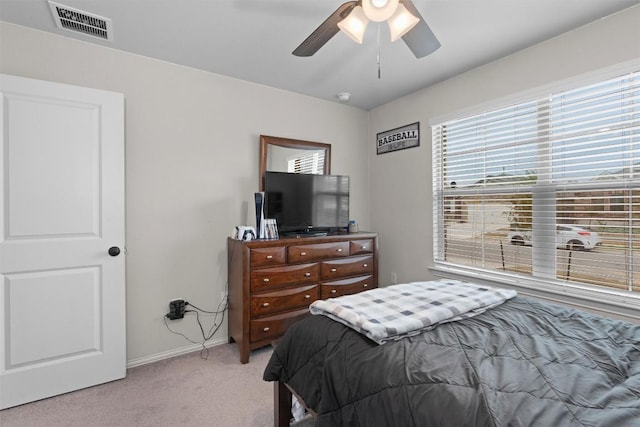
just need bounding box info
[227,232,378,363]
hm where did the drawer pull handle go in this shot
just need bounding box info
[304,272,311,277]
[331,289,337,294]
[363,264,368,267]
[363,283,368,288]
[361,246,366,250]
[263,278,270,283]
[304,294,311,299]
[266,255,273,259]
[336,248,343,252]
[300,252,307,256]
[262,302,270,307]
[263,327,270,332]
[330,268,337,272]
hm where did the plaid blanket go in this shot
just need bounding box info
[309,279,517,344]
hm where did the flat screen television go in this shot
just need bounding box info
[264,171,350,235]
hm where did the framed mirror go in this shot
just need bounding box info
[259,135,331,191]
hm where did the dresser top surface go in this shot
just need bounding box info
[228,232,377,248]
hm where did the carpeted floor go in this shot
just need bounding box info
[0,344,314,427]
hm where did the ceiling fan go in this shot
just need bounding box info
[292,0,440,58]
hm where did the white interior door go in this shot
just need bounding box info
[0,74,125,409]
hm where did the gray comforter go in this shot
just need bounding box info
[263,296,640,426]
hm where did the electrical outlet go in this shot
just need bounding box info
[166,299,185,320]
[391,272,398,285]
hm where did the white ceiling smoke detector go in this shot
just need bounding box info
[48,1,113,41]
[337,92,351,102]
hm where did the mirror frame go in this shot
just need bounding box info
[259,135,332,191]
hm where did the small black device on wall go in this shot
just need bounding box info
[166,299,185,320]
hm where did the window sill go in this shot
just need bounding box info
[430,262,640,323]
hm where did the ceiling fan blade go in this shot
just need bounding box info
[400,0,441,58]
[292,1,358,57]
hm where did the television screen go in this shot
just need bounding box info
[264,171,349,235]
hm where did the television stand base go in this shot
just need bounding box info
[280,231,328,238]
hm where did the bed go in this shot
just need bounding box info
[263,279,640,426]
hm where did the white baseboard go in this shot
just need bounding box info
[126,336,229,369]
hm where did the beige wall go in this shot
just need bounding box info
[0,22,370,364]
[3,4,639,363]
[369,6,640,291]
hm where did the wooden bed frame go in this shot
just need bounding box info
[274,380,317,427]
[274,381,291,427]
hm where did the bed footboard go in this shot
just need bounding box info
[274,381,293,427]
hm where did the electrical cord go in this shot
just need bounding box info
[163,294,228,360]
[163,238,234,359]
[163,315,202,345]
[186,300,226,314]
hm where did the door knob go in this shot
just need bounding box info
[108,246,121,257]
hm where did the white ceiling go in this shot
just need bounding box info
[1,0,638,110]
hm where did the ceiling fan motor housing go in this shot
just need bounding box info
[363,0,399,22]
[292,0,440,59]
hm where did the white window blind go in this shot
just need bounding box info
[287,151,325,174]
[432,69,640,294]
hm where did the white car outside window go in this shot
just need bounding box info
[507,225,602,251]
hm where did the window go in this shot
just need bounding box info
[432,70,640,296]
[287,151,325,174]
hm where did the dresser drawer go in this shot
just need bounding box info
[250,308,310,342]
[350,239,374,255]
[250,263,319,292]
[288,241,350,263]
[250,285,319,317]
[228,234,377,363]
[250,246,286,268]
[320,255,373,280]
[321,275,374,299]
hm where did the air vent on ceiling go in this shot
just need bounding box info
[48,1,113,41]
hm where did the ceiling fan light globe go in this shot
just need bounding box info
[338,6,369,44]
[388,4,419,42]
[362,0,399,22]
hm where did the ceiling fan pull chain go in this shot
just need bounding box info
[377,24,381,79]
